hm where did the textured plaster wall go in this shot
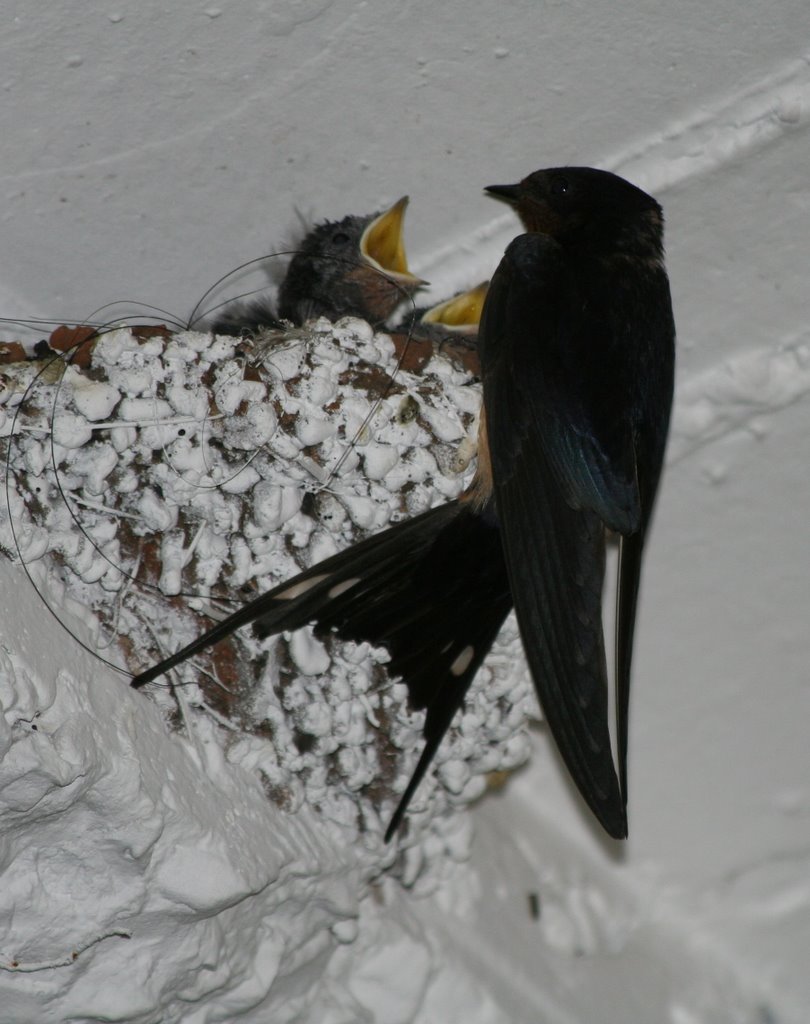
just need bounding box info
[1,0,807,323]
[1,1,810,1021]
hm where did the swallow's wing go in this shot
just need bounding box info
[131,500,513,840]
[479,233,642,837]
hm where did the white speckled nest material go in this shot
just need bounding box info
[0,318,535,874]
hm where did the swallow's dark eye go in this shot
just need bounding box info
[550,175,569,196]
[331,231,350,245]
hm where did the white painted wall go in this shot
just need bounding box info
[1,2,809,1021]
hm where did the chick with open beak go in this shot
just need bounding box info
[211,197,425,336]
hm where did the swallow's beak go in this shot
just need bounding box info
[422,281,489,334]
[360,196,426,285]
[484,183,521,205]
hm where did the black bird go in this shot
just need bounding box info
[209,197,425,336]
[133,167,675,842]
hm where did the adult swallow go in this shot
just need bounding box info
[209,197,425,336]
[480,168,675,835]
[132,167,675,843]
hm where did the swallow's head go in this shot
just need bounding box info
[486,167,663,252]
[279,197,426,325]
